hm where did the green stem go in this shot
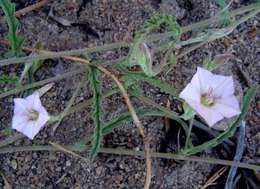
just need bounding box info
[0,145,259,171]
[148,2,259,41]
[52,78,86,132]
[184,117,194,150]
[0,68,85,99]
[0,133,23,148]
[0,42,129,66]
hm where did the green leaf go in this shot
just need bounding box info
[17,59,43,95]
[164,53,177,74]
[0,75,18,83]
[203,53,233,71]
[3,127,13,136]
[203,58,218,71]
[180,103,196,120]
[102,109,189,136]
[28,59,44,82]
[181,85,258,156]
[88,66,103,160]
[128,15,181,76]
[122,72,180,100]
[135,43,154,77]
[18,43,44,95]
[215,0,232,26]
[0,0,24,57]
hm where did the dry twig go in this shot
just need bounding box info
[1,145,260,171]
[49,142,89,163]
[15,0,49,17]
[203,166,227,189]
[0,0,49,23]
[0,172,12,189]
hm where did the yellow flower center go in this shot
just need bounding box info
[28,110,39,121]
[200,95,215,107]
[200,88,216,107]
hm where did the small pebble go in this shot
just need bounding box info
[95,167,102,176]
[66,160,71,167]
[11,160,18,170]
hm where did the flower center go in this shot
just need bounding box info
[200,88,216,107]
[28,109,39,121]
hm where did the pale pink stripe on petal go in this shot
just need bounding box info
[197,67,213,93]
[211,75,234,97]
[185,99,224,126]
[213,96,241,118]
[14,98,30,115]
[179,83,201,102]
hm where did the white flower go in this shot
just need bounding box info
[180,67,241,127]
[12,92,49,139]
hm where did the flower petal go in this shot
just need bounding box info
[30,122,44,139]
[196,67,213,93]
[12,117,36,140]
[185,99,224,126]
[17,121,45,140]
[19,122,37,140]
[12,93,49,139]
[14,98,30,115]
[27,107,49,139]
[213,96,241,118]
[12,115,28,130]
[179,83,201,102]
[180,67,240,128]
[25,93,41,110]
[211,75,234,97]
[36,108,49,128]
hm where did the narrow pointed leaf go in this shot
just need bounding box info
[88,66,103,160]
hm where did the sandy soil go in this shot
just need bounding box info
[0,0,259,188]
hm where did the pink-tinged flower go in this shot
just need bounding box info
[180,67,241,127]
[12,93,49,139]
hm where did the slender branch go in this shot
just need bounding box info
[138,95,180,118]
[0,39,129,66]
[185,117,194,150]
[0,172,12,189]
[0,0,49,23]
[15,0,49,17]
[52,78,86,133]
[49,141,89,163]
[176,42,207,59]
[0,133,23,148]
[147,2,259,41]
[0,68,85,99]
[0,145,259,171]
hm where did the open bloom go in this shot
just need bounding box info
[180,67,241,127]
[12,92,49,139]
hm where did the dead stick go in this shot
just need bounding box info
[0,0,49,23]
[49,142,89,163]
[16,0,49,16]
[0,145,260,171]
